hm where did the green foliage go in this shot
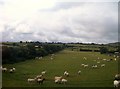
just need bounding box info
[100,47,108,54]
[2,43,65,64]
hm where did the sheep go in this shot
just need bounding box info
[9,69,14,73]
[114,58,117,61]
[55,79,61,84]
[114,80,120,87]
[28,78,36,83]
[41,70,46,75]
[54,76,62,80]
[81,64,85,67]
[78,70,81,75]
[61,78,67,84]
[12,67,16,71]
[101,64,105,67]
[64,71,69,77]
[117,56,119,58]
[115,74,120,80]
[37,78,45,84]
[92,65,98,68]
[97,61,100,64]
[84,64,88,68]
[36,75,43,79]
[2,67,7,72]
[103,59,107,61]
[54,76,62,84]
[39,57,43,60]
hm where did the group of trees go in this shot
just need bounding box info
[2,43,65,64]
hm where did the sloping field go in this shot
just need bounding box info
[2,49,118,87]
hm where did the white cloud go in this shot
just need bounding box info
[0,1,118,43]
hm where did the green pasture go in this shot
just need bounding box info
[2,49,118,87]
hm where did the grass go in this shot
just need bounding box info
[2,49,118,87]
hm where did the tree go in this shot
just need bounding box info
[100,47,108,54]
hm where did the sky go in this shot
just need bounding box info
[0,0,119,44]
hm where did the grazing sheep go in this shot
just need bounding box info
[103,59,107,61]
[37,78,45,84]
[54,76,62,80]
[84,64,88,68]
[41,70,46,75]
[55,79,61,84]
[39,57,43,59]
[64,71,69,77]
[117,56,119,58]
[97,61,100,64]
[12,67,16,71]
[114,58,117,61]
[101,64,105,67]
[28,78,36,83]
[78,70,81,75]
[36,75,43,79]
[114,80,120,87]
[9,69,14,73]
[81,64,85,67]
[92,65,97,68]
[115,74,120,80]
[61,79,67,84]
[2,67,7,72]
[54,76,62,84]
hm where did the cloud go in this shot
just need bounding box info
[0,0,118,43]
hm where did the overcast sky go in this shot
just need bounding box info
[0,0,119,43]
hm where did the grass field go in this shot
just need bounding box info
[2,49,118,87]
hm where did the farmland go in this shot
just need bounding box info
[2,47,118,87]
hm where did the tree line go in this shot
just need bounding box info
[2,42,65,64]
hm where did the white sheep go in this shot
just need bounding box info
[39,57,43,60]
[78,70,81,75]
[103,59,107,61]
[92,65,97,68]
[28,78,36,83]
[12,67,16,71]
[36,75,43,79]
[2,67,7,72]
[84,64,88,68]
[55,79,61,84]
[9,69,14,73]
[61,79,67,84]
[54,76,62,80]
[115,74,120,80]
[37,78,45,84]
[101,64,105,67]
[114,80,120,87]
[81,64,85,66]
[97,61,100,64]
[64,71,69,77]
[41,70,46,75]
[114,58,117,61]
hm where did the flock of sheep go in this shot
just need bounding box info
[27,70,68,84]
[1,53,119,87]
[1,66,16,73]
